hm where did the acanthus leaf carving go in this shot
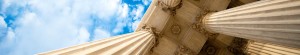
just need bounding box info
[157,0,183,16]
[227,38,249,55]
[191,11,219,40]
[140,24,163,54]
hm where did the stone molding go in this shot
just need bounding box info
[171,24,181,34]
[174,45,196,55]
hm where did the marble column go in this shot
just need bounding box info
[38,31,155,55]
[159,0,181,8]
[246,41,300,55]
[203,0,300,47]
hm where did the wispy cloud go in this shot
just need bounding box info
[0,16,6,27]
[93,28,111,41]
[0,0,151,55]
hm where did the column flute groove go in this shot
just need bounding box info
[38,31,156,55]
[39,31,145,55]
[202,0,300,47]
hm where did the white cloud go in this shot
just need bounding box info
[6,27,15,41]
[10,11,81,55]
[0,16,6,27]
[93,28,111,41]
[113,22,126,33]
[118,4,129,19]
[107,0,152,34]
[132,5,145,20]
[143,0,152,5]
[1,0,26,17]
[132,20,141,31]
[16,12,40,25]
[132,0,152,5]
[2,0,13,11]
[113,3,131,33]
[77,27,90,43]
[71,0,121,21]
[0,0,126,55]
[0,17,8,50]
[133,0,140,1]
[0,27,15,55]
[111,0,152,33]
[130,4,145,31]
[0,0,151,55]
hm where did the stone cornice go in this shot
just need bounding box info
[174,45,196,55]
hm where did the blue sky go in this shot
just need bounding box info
[0,0,151,55]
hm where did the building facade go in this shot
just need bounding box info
[39,0,300,55]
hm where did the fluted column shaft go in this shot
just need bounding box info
[160,0,181,7]
[38,31,155,55]
[246,41,300,55]
[203,0,300,47]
